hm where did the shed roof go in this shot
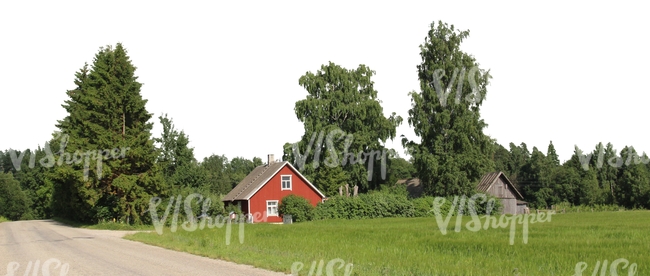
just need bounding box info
[477,171,524,200]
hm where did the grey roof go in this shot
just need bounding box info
[222,161,325,201]
[477,171,524,200]
[396,178,423,198]
[396,172,524,200]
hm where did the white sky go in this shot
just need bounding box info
[1,1,648,165]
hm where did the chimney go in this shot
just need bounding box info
[268,154,274,166]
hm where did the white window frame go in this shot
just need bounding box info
[281,175,292,191]
[266,200,279,217]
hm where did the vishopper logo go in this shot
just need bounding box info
[431,194,554,245]
[577,149,650,171]
[148,194,245,245]
[4,258,69,276]
[573,258,638,276]
[291,258,353,276]
[287,128,390,181]
[428,66,484,107]
[7,133,129,181]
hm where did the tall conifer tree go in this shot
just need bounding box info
[53,44,163,223]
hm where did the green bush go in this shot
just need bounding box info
[551,201,624,213]
[279,194,314,222]
[312,192,504,221]
[312,191,415,220]
[0,172,30,221]
[147,187,227,227]
[412,196,438,217]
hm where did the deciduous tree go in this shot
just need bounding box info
[403,21,494,197]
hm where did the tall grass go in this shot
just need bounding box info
[126,211,649,275]
[0,216,9,223]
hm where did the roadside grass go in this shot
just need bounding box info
[125,211,650,276]
[0,216,9,223]
[52,217,154,231]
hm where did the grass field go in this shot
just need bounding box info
[0,216,8,223]
[125,211,649,275]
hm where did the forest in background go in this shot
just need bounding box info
[1,21,648,224]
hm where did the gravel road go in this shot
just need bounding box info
[0,220,288,276]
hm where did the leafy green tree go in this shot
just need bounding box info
[201,154,231,194]
[519,147,556,207]
[153,114,204,189]
[616,146,650,208]
[596,143,619,203]
[13,147,54,219]
[313,159,348,197]
[52,43,164,224]
[228,157,262,189]
[385,155,417,186]
[291,62,401,192]
[492,142,512,175]
[403,21,494,197]
[0,172,30,220]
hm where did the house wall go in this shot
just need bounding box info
[249,165,323,223]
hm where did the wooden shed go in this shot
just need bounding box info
[477,172,526,215]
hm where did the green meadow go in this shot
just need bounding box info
[125,211,649,275]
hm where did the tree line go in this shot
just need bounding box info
[495,141,650,209]
[1,20,647,223]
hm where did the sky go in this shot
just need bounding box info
[1,1,649,165]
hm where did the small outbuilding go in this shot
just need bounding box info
[477,171,526,215]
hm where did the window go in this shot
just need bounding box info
[281,175,292,190]
[267,200,278,216]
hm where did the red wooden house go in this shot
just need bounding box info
[221,154,326,223]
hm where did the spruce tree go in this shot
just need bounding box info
[53,44,164,223]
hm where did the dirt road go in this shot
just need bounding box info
[0,220,288,276]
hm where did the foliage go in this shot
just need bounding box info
[52,43,165,224]
[154,113,204,189]
[289,62,402,193]
[383,155,416,188]
[278,194,314,223]
[551,201,625,213]
[201,154,231,194]
[312,191,414,220]
[6,148,54,219]
[0,172,31,220]
[404,21,495,197]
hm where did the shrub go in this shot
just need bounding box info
[312,192,505,222]
[279,194,314,223]
[313,191,415,220]
[412,196,438,217]
[0,172,30,221]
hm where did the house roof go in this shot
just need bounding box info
[396,172,524,200]
[476,171,524,200]
[395,178,422,198]
[221,161,325,201]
